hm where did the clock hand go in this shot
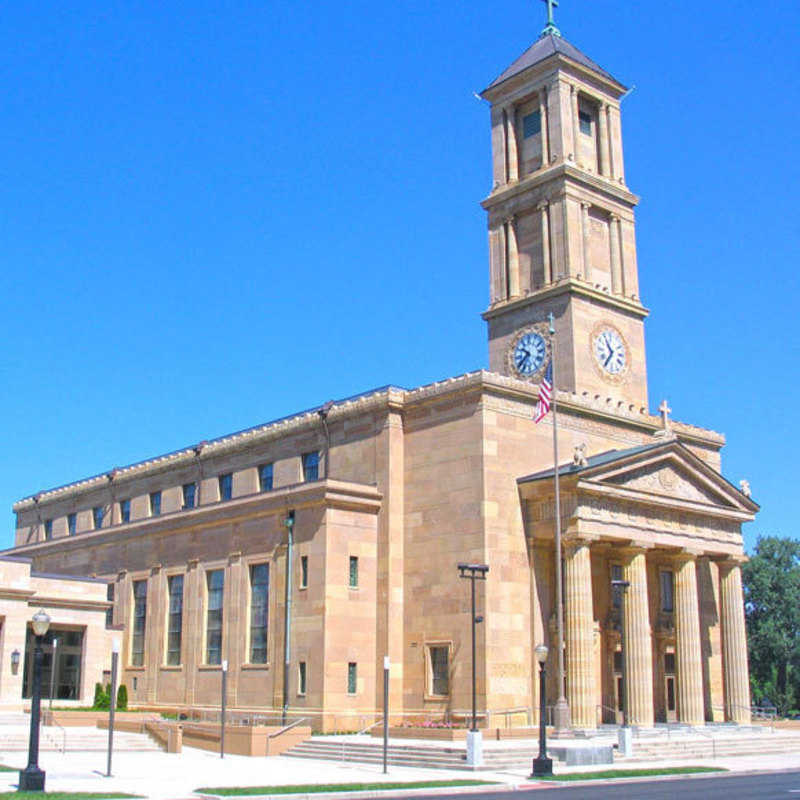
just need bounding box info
[604,348,614,367]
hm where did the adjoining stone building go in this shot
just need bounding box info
[3,15,756,729]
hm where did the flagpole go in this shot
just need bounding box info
[548,312,569,732]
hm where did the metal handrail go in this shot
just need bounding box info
[48,714,67,753]
[267,717,308,740]
[342,717,383,762]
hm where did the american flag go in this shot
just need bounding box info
[534,360,553,423]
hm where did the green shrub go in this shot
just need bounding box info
[93,682,110,710]
[116,684,128,711]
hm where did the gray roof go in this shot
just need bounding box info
[484,34,622,93]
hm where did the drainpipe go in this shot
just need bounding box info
[318,401,334,479]
[282,510,295,725]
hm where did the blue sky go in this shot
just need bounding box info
[1,0,797,553]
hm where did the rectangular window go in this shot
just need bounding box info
[661,571,674,613]
[131,580,147,666]
[182,483,196,510]
[120,499,131,524]
[93,506,104,530]
[664,652,676,675]
[611,564,623,609]
[67,513,77,536]
[149,491,161,517]
[522,110,541,138]
[44,519,53,540]
[429,645,449,696]
[106,583,114,628]
[218,473,233,501]
[347,662,357,695]
[166,575,184,666]
[302,451,319,482]
[249,563,269,664]
[259,463,274,492]
[579,109,592,135]
[349,556,358,588]
[206,569,224,665]
[613,649,623,672]
[298,661,307,695]
[300,555,308,589]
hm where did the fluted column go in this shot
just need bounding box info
[718,560,751,723]
[609,214,622,294]
[505,105,518,182]
[565,539,596,729]
[539,202,551,286]
[580,202,591,283]
[539,88,549,166]
[598,103,610,177]
[621,548,654,727]
[674,554,705,725]
[506,217,520,298]
[570,85,580,163]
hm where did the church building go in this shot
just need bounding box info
[4,10,756,731]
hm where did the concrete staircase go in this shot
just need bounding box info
[0,720,163,753]
[616,730,800,762]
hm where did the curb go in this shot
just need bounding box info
[194,783,527,800]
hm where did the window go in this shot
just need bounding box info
[218,473,233,502]
[44,519,53,540]
[131,580,147,666]
[166,575,184,666]
[182,483,197,510]
[93,506,104,530]
[67,513,77,536]
[120,499,131,524]
[149,491,161,517]
[522,110,541,138]
[349,556,359,588]
[206,569,224,665]
[300,555,308,589]
[664,652,676,674]
[347,662,357,695]
[302,451,319,482]
[660,571,674,613]
[259,463,274,492]
[579,109,592,135]
[298,661,307,695]
[611,563,623,608]
[613,650,623,672]
[106,583,114,628]
[249,564,269,664]
[428,645,449,696]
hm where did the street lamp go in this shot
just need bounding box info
[48,638,58,711]
[457,562,488,767]
[10,649,20,673]
[20,608,50,792]
[282,510,295,726]
[106,638,120,777]
[531,644,553,777]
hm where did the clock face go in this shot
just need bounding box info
[512,332,547,377]
[593,327,627,376]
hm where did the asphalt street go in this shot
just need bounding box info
[388,770,800,799]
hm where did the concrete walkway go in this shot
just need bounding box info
[1,742,800,799]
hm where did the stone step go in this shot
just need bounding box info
[0,729,162,753]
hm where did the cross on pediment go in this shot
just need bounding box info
[659,399,672,430]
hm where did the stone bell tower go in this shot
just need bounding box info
[481,9,649,410]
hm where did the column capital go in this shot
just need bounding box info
[580,200,592,210]
[609,213,621,222]
[664,547,703,566]
[616,541,653,560]
[714,554,748,570]
[537,200,549,212]
[149,563,162,575]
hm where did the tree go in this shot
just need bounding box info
[93,682,110,710]
[743,536,800,716]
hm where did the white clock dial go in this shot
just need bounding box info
[593,327,627,376]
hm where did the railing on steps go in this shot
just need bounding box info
[341,718,383,763]
[267,717,308,754]
[49,715,66,753]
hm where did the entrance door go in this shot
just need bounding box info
[23,627,85,701]
[664,651,677,722]
[613,648,624,724]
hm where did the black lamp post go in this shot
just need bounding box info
[457,563,488,732]
[19,608,50,792]
[612,579,630,728]
[531,643,553,777]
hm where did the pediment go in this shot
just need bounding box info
[605,462,728,506]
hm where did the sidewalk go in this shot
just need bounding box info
[1,743,799,799]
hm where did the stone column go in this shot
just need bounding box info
[674,554,705,725]
[621,548,655,727]
[506,216,520,298]
[539,89,550,166]
[570,85,580,163]
[505,105,518,182]
[718,560,751,723]
[606,105,616,180]
[580,202,591,283]
[598,103,610,177]
[539,202,551,285]
[615,217,626,295]
[565,539,596,729]
[610,105,625,183]
[609,214,622,294]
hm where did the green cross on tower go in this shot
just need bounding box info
[541,0,561,37]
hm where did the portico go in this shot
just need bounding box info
[519,439,757,728]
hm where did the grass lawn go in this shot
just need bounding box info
[0,794,140,799]
[196,780,498,796]
[537,766,727,781]
[0,767,15,773]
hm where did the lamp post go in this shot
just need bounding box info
[220,659,228,759]
[106,638,120,777]
[457,562,488,767]
[20,608,50,792]
[531,644,553,777]
[48,638,57,711]
[282,510,295,726]
[11,649,20,673]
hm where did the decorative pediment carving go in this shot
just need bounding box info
[605,462,733,507]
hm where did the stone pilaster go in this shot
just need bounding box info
[506,217,520,298]
[505,105,518,182]
[621,548,654,727]
[539,202,551,285]
[609,214,622,294]
[606,105,616,179]
[598,103,610,177]
[570,85,579,163]
[539,89,550,166]
[674,554,705,725]
[565,539,596,729]
[580,202,591,283]
[718,559,751,723]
